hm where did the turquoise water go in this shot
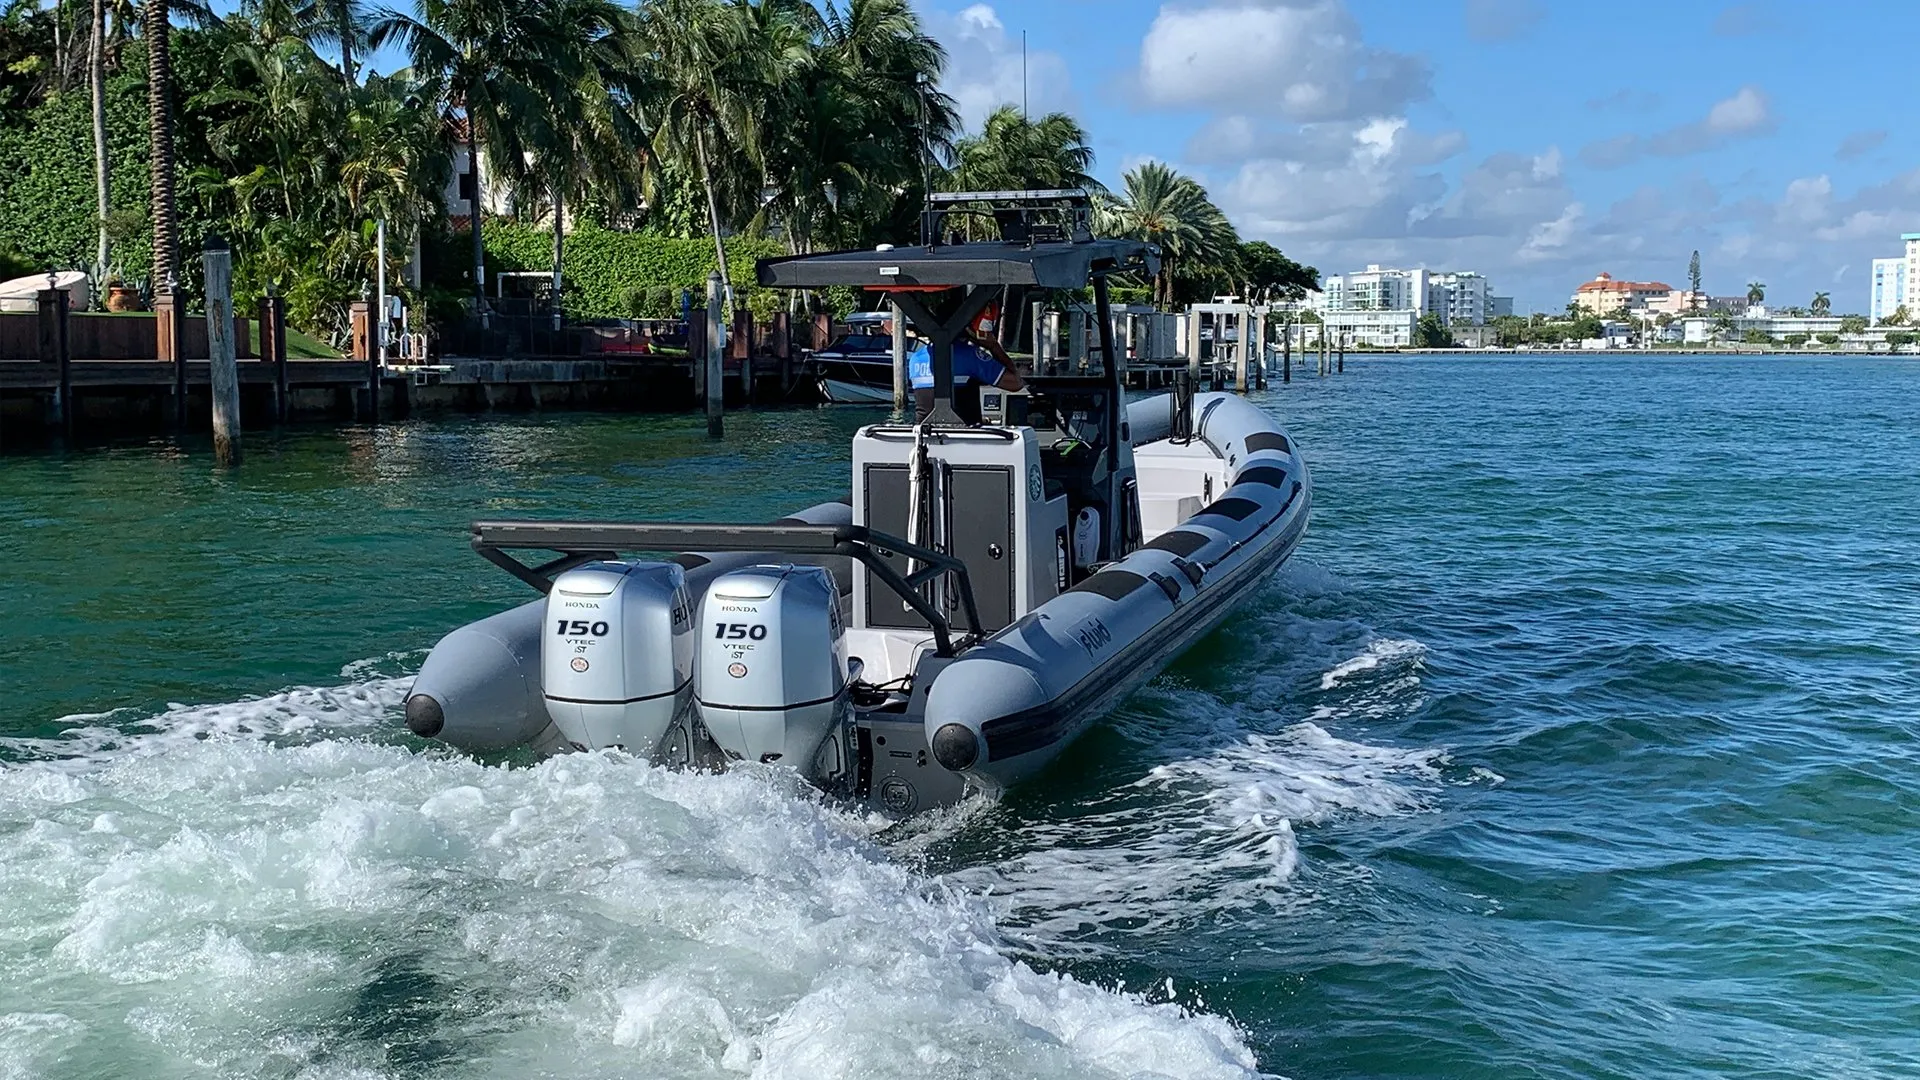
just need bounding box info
[2,356,1917,1078]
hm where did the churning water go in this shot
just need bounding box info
[2,355,1916,1078]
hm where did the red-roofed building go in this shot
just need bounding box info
[1571,272,1700,315]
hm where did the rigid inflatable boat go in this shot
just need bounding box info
[404,191,1309,815]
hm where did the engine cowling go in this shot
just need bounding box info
[695,564,847,780]
[541,560,693,756]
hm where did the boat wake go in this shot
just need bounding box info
[940,702,1447,953]
[933,564,1458,957]
[0,678,1268,1079]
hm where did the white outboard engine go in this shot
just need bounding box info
[541,561,693,755]
[695,564,848,780]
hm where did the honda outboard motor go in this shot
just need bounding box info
[695,565,849,781]
[541,561,694,756]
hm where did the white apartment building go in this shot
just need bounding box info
[1870,257,1906,323]
[1429,272,1491,326]
[1323,266,1429,314]
[1907,234,1920,317]
[1285,309,1420,348]
[1681,309,1844,344]
[1320,265,1500,326]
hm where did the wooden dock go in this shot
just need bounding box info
[0,295,815,445]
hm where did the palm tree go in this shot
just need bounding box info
[374,0,589,314]
[630,0,784,293]
[145,0,179,295]
[89,0,109,276]
[520,0,646,326]
[300,0,364,83]
[727,0,817,246]
[824,0,955,164]
[767,0,953,254]
[1811,291,1831,316]
[950,105,1100,193]
[1746,280,1765,306]
[1098,161,1237,307]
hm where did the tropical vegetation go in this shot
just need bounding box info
[0,0,1311,345]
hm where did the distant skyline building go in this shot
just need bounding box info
[1870,257,1906,323]
[1286,309,1420,349]
[1569,272,1701,316]
[1318,265,1500,326]
[1861,233,1920,322]
[1908,234,1920,316]
[1428,271,1491,326]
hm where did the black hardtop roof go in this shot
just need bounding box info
[755,238,1156,291]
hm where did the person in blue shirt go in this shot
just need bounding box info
[902,312,1023,422]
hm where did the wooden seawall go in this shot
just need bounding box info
[0,298,822,446]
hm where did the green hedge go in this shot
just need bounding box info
[0,75,162,281]
[429,222,799,320]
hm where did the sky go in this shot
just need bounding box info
[915,0,1920,314]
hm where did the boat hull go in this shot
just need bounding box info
[404,393,1309,817]
[814,355,895,404]
[923,393,1310,792]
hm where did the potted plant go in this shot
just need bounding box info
[102,270,143,312]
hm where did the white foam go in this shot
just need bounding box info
[0,678,1271,1079]
[952,712,1446,951]
[0,678,409,773]
[1319,637,1427,691]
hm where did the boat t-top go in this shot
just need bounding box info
[403,190,1311,815]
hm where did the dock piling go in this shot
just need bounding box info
[36,289,71,434]
[1030,300,1045,375]
[773,311,792,392]
[349,299,377,422]
[1338,336,1345,374]
[155,288,184,427]
[731,306,751,404]
[704,272,723,438]
[262,294,288,423]
[890,300,907,412]
[203,234,241,466]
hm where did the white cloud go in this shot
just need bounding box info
[1136,0,1429,122]
[1183,114,1464,169]
[1580,85,1776,168]
[1463,0,1545,42]
[1062,0,1913,313]
[1212,119,1454,242]
[1705,86,1770,134]
[922,3,1075,132]
[1141,1,1587,303]
[1777,175,1832,227]
[1517,204,1583,263]
[1711,2,1774,37]
[1835,129,1887,161]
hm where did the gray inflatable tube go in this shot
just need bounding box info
[923,393,1310,792]
[405,499,853,753]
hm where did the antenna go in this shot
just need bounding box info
[1022,31,1028,117]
